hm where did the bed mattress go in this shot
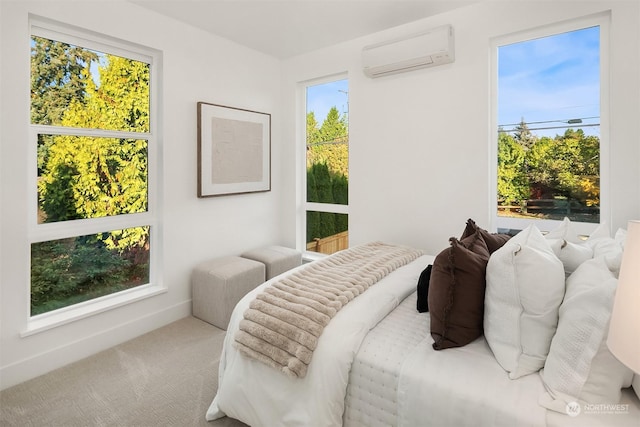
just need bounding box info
[343,292,428,427]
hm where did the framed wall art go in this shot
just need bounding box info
[197,102,271,197]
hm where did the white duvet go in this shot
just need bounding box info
[207,253,640,427]
[397,335,640,427]
[398,335,548,426]
[206,254,433,426]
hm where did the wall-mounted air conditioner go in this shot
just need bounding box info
[362,25,454,78]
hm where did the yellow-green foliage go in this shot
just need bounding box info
[306,107,348,178]
[36,48,150,251]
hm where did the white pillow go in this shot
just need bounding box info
[485,225,565,379]
[588,220,612,241]
[545,217,611,241]
[545,217,582,242]
[547,239,593,277]
[539,257,634,413]
[545,218,612,276]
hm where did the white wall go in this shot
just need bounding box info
[281,0,640,256]
[0,0,286,389]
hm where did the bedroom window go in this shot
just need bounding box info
[492,14,609,235]
[302,77,349,255]
[28,18,162,328]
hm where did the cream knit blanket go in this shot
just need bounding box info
[233,242,424,378]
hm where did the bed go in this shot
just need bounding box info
[206,230,640,427]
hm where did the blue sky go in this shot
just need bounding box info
[498,25,600,137]
[306,79,349,123]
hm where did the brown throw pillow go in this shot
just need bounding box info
[461,218,511,254]
[460,218,478,240]
[429,230,490,350]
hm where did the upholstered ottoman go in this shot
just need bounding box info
[241,245,302,280]
[191,256,265,330]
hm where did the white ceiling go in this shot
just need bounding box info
[130,0,478,59]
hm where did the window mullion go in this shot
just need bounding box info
[30,212,155,244]
[31,124,150,140]
[305,202,349,215]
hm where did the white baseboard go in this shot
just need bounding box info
[0,300,191,391]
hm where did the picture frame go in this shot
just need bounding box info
[197,102,271,197]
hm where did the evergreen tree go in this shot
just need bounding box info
[306,211,321,243]
[319,212,336,239]
[312,162,333,203]
[31,36,99,174]
[314,163,336,236]
[513,118,536,151]
[306,167,321,241]
[307,164,319,203]
[332,173,348,206]
[332,174,348,233]
[30,36,98,126]
[306,111,320,144]
[318,106,347,143]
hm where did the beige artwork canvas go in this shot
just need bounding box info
[210,117,263,184]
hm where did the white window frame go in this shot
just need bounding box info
[297,73,349,259]
[489,13,610,236]
[25,17,164,336]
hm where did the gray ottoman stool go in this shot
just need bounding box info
[241,245,302,280]
[191,256,265,330]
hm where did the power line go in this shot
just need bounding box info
[498,116,599,128]
[498,116,600,133]
[500,123,600,133]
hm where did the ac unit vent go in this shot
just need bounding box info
[362,25,454,78]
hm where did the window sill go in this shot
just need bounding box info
[22,285,167,337]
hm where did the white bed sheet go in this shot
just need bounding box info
[206,254,434,427]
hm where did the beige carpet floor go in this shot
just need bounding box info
[0,316,248,427]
